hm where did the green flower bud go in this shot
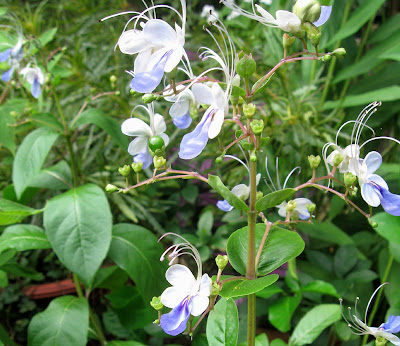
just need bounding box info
[142,93,157,103]
[153,155,166,169]
[215,156,223,164]
[321,54,332,62]
[256,191,263,201]
[216,254,229,270]
[243,103,256,118]
[286,200,297,213]
[293,0,321,23]
[148,136,165,152]
[375,336,387,346]
[369,219,378,229]
[236,53,256,78]
[9,111,18,117]
[250,119,264,135]
[309,32,321,46]
[333,48,346,58]
[344,172,356,187]
[211,282,220,296]
[238,96,244,105]
[150,296,163,311]
[308,155,321,170]
[333,153,344,167]
[109,75,117,83]
[250,153,257,162]
[307,203,316,213]
[130,89,142,97]
[105,184,119,193]
[131,162,143,173]
[283,33,296,49]
[118,164,131,177]
[349,186,358,197]
[153,319,160,324]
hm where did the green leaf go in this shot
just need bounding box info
[297,221,354,246]
[38,28,58,47]
[289,304,341,346]
[71,108,129,149]
[29,161,73,190]
[12,128,59,198]
[227,224,305,276]
[379,41,400,62]
[300,281,339,297]
[0,198,45,225]
[1,263,43,280]
[255,189,295,212]
[31,113,64,132]
[0,224,50,254]
[28,296,89,346]
[206,298,238,346]
[256,285,284,299]
[270,340,288,346]
[322,86,400,110]
[269,295,301,332]
[108,223,168,303]
[252,74,274,95]
[219,274,278,299]
[43,184,112,286]
[107,342,146,346]
[255,333,269,346]
[0,270,8,288]
[0,109,15,154]
[372,212,400,245]
[323,0,386,48]
[369,13,400,44]
[208,175,249,211]
[333,245,358,277]
[92,266,128,291]
[0,322,17,346]
[197,209,213,242]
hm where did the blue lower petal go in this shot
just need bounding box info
[381,315,400,334]
[1,67,14,82]
[313,6,332,27]
[217,200,233,212]
[178,111,211,160]
[380,189,400,216]
[160,298,191,336]
[0,48,12,62]
[129,51,171,93]
[173,112,192,129]
[31,77,41,99]
[298,211,311,220]
[133,152,152,169]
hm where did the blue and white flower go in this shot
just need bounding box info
[159,233,212,336]
[121,104,169,169]
[340,283,400,345]
[20,65,44,99]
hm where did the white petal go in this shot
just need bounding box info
[165,264,196,289]
[255,4,277,24]
[343,144,360,159]
[143,19,178,47]
[368,174,389,190]
[374,331,400,345]
[277,201,287,218]
[208,109,225,139]
[326,150,339,166]
[121,118,152,137]
[364,151,382,175]
[169,99,190,118]
[212,83,228,112]
[361,183,381,207]
[154,113,167,134]
[127,136,148,156]
[36,68,44,84]
[275,10,301,31]
[256,173,261,186]
[164,47,183,73]
[159,133,170,147]
[198,274,212,297]
[231,184,250,200]
[134,49,152,74]
[118,29,149,55]
[161,286,190,309]
[190,294,210,316]
[293,198,313,208]
[192,83,213,105]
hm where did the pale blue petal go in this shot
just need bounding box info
[313,6,332,27]
[217,200,233,212]
[0,48,12,62]
[14,46,24,61]
[173,112,192,129]
[297,210,310,220]
[31,77,41,99]
[380,189,400,216]
[361,182,382,207]
[133,151,152,169]
[178,112,211,160]
[1,67,14,82]
[160,298,191,336]
[129,50,170,93]
[381,316,400,333]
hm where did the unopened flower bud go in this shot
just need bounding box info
[132,161,143,173]
[130,89,141,96]
[236,54,256,78]
[332,48,346,58]
[118,164,131,177]
[344,172,356,187]
[283,33,296,49]
[215,156,223,164]
[153,156,166,169]
[321,54,332,62]
[243,103,256,118]
[286,200,297,213]
[256,191,263,201]
[369,219,378,229]
[238,96,244,105]
[150,296,163,311]
[142,93,157,104]
[349,186,358,197]
[307,203,316,213]
[109,75,117,83]
[211,282,220,296]
[216,255,229,270]
[375,336,387,346]
[10,111,18,117]
[309,32,321,46]
[308,155,321,170]
[105,184,119,193]
[333,153,344,167]
[250,119,264,135]
[250,153,257,162]
[293,0,321,23]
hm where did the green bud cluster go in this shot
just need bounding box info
[256,191,263,201]
[236,54,256,78]
[132,162,143,173]
[344,172,356,187]
[286,200,297,213]
[250,119,264,135]
[307,203,316,213]
[118,164,131,177]
[369,219,378,229]
[142,93,157,103]
[349,186,358,197]
[308,155,321,170]
[153,155,166,169]
[215,254,229,270]
[320,54,332,62]
[215,156,224,164]
[283,33,296,49]
[243,103,256,118]
[333,153,344,167]
[150,296,163,311]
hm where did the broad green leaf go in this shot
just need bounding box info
[0,224,50,254]
[255,189,295,212]
[227,224,305,276]
[0,198,44,225]
[0,250,16,266]
[252,74,274,95]
[1,263,43,280]
[71,108,129,149]
[369,13,400,44]
[372,212,400,245]
[239,333,270,346]
[219,274,278,299]
[271,340,288,346]
[289,304,341,346]
[197,209,213,242]
[0,322,17,346]
[12,128,59,198]
[269,295,301,332]
[206,298,238,346]
[333,245,358,277]
[322,86,400,110]
[28,296,88,346]
[92,266,128,290]
[323,0,386,48]
[108,223,168,303]
[0,109,15,154]
[29,161,73,190]
[0,270,7,288]
[256,285,284,299]
[44,184,112,285]
[379,42,400,62]
[31,113,64,132]
[300,280,339,297]
[38,28,58,47]
[107,342,146,346]
[297,221,354,246]
[208,175,249,211]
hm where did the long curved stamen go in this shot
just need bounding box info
[265,156,277,191]
[225,155,250,175]
[360,136,400,149]
[283,165,301,189]
[364,282,389,324]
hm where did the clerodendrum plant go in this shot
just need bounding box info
[101,0,400,345]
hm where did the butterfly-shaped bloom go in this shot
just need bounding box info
[20,66,44,99]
